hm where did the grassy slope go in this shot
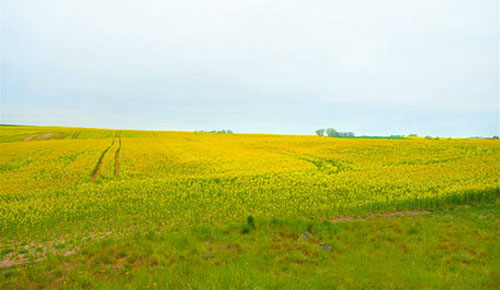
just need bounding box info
[1,202,498,289]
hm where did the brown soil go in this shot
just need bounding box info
[92,140,115,182]
[114,148,120,177]
[0,255,23,268]
[0,231,115,268]
[23,133,62,141]
[92,160,104,182]
[330,210,431,223]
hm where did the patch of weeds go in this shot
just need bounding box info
[81,248,90,256]
[241,225,251,235]
[94,249,115,265]
[146,230,157,241]
[123,263,132,271]
[2,270,15,279]
[271,217,283,225]
[98,254,114,265]
[127,253,141,264]
[52,267,64,277]
[407,224,421,235]
[150,255,160,267]
[100,239,112,247]
[318,222,341,236]
[116,250,127,259]
[306,222,314,233]
[55,243,65,250]
[195,226,213,240]
[171,236,190,250]
[74,273,94,288]
[106,248,116,256]
[324,240,341,252]
[241,216,256,234]
[1,248,13,256]
[247,216,256,229]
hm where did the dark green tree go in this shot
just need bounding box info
[315,129,325,136]
[326,128,337,137]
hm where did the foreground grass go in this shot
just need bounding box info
[1,203,498,289]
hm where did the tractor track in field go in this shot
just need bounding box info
[114,133,122,177]
[72,131,82,139]
[114,140,121,177]
[92,138,115,182]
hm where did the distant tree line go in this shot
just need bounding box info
[316,128,355,137]
[195,129,233,134]
[315,130,499,140]
[315,128,409,139]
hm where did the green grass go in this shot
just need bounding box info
[1,202,498,289]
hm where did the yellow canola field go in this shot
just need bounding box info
[0,126,499,239]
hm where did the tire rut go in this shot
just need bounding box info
[71,131,81,139]
[92,138,115,182]
[114,133,122,177]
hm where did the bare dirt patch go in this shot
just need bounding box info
[23,135,35,141]
[0,254,24,268]
[0,231,116,269]
[331,210,430,223]
[23,133,63,141]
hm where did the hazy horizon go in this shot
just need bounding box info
[1,0,499,137]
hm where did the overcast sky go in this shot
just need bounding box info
[1,0,499,136]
